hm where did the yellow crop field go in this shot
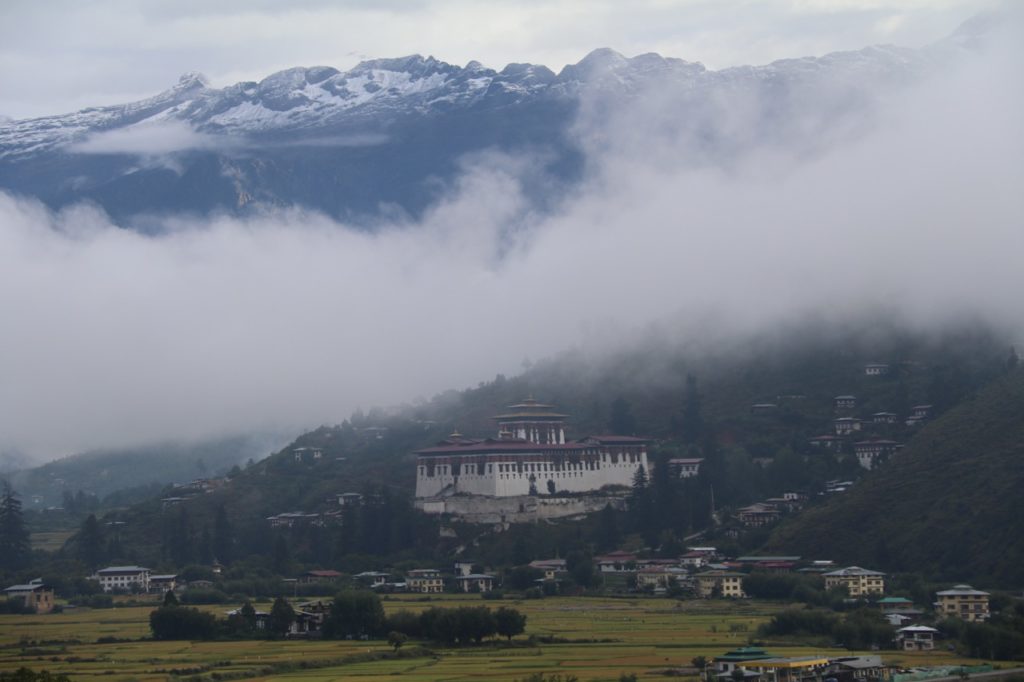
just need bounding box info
[0,597,985,682]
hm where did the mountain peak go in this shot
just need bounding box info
[175,71,210,90]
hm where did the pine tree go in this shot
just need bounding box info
[269,596,295,637]
[213,505,233,564]
[0,480,32,571]
[76,514,105,570]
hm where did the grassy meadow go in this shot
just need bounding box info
[0,595,986,682]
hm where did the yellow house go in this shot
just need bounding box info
[935,585,990,622]
[695,570,745,598]
[405,569,444,593]
[823,566,885,596]
[745,656,833,682]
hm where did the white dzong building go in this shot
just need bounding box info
[414,398,649,499]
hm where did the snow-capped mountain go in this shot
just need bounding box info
[0,37,970,225]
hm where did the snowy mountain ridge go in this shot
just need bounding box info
[0,45,938,160]
[0,31,980,223]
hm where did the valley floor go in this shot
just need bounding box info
[0,595,992,681]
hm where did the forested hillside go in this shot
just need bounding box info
[767,365,1024,586]
[50,316,1016,576]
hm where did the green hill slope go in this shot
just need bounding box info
[767,367,1024,586]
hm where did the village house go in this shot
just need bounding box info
[454,573,497,593]
[94,566,151,593]
[871,412,898,424]
[751,403,778,415]
[896,625,938,651]
[353,571,391,589]
[827,656,890,682]
[529,559,567,580]
[679,551,709,569]
[910,405,932,419]
[834,395,857,410]
[876,597,914,613]
[833,418,863,436]
[695,570,746,598]
[415,398,650,500]
[293,446,323,462]
[336,492,363,507]
[713,646,775,676]
[149,574,178,594]
[763,493,806,512]
[298,570,343,585]
[824,566,885,596]
[853,440,902,470]
[737,503,781,527]
[668,458,703,478]
[3,579,54,614]
[635,566,690,591]
[740,655,833,682]
[406,569,444,593]
[906,405,933,426]
[595,551,638,573]
[935,585,990,622]
[296,599,332,627]
[864,363,891,376]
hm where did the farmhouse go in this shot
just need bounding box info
[529,559,567,580]
[3,579,54,613]
[737,503,781,527]
[149,574,178,594]
[824,566,885,596]
[853,440,902,470]
[668,458,703,478]
[834,395,857,410]
[833,418,862,436]
[595,551,638,573]
[454,573,497,593]
[896,626,938,651]
[864,363,891,376]
[871,412,898,424]
[935,585,990,622]
[299,570,343,585]
[406,569,444,593]
[94,566,151,593]
[695,570,746,598]
[636,566,690,591]
[415,398,649,499]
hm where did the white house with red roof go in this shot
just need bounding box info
[414,398,649,499]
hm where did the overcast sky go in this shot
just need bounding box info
[0,0,1001,119]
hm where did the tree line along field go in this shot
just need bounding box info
[0,596,988,682]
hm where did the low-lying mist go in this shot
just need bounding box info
[1,29,1020,463]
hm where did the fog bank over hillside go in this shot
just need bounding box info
[0,25,1021,461]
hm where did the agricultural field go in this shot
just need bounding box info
[0,596,985,682]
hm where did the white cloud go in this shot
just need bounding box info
[0,29,1020,461]
[69,120,225,155]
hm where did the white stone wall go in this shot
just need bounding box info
[415,493,629,523]
[416,451,648,499]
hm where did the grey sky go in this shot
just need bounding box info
[0,0,999,119]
